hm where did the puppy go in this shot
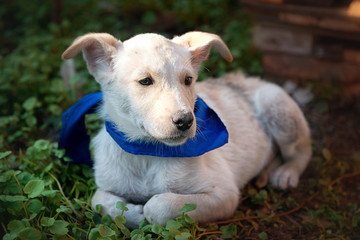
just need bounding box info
[61,31,312,228]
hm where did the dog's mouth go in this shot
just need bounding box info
[140,124,192,146]
[158,134,190,146]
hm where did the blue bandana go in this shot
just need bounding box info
[58,92,228,165]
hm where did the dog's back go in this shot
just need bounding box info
[197,72,312,189]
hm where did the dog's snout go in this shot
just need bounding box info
[172,111,194,131]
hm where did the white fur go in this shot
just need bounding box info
[62,32,312,228]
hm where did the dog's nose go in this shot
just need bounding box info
[172,111,194,131]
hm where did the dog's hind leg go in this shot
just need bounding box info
[92,189,144,229]
[253,83,312,189]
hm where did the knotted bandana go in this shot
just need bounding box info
[58,92,228,165]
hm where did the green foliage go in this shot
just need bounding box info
[0,140,96,239]
[258,231,268,240]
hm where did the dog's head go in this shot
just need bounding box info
[62,32,232,146]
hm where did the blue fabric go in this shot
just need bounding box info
[58,92,228,165]
[58,92,103,165]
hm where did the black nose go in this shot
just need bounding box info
[172,111,194,131]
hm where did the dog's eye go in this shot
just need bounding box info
[185,76,192,86]
[138,77,153,86]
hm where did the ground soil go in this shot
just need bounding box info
[233,87,360,239]
[269,93,360,239]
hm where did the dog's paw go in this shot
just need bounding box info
[123,204,145,229]
[269,164,300,189]
[91,189,144,228]
[144,193,180,225]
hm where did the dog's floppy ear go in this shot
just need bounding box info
[62,33,121,81]
[172,31,233,69]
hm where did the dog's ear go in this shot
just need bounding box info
[62,33,121,81]
[172,31,233,69]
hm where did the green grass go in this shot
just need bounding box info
[1,0,360,239]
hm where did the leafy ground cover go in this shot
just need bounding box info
[1,0,359,239]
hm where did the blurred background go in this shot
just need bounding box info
[0,0,359,239]
[241,0,360,97]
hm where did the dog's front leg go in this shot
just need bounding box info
[143,188,239,225]
[92,189,144,229]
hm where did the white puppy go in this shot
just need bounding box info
[62,31,311,228]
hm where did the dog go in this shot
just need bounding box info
[61,31,312,228]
